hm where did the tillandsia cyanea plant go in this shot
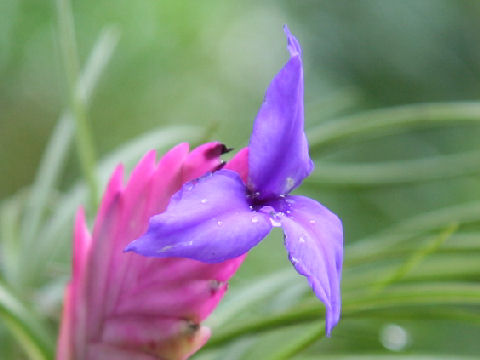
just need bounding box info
[57,25,343,360]
[126,26,344,336]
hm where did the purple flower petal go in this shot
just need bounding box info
[125,170,272,263]
[248,26,313,199]
[276,195,343,336]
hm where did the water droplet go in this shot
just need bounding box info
[217,220,223,226]
[200,198,208,204]
[309,219,316,224]
[270,218,281,227]
[286,177,295,189]
[209,280,224,294]
[286,198,295,206]
[299,236,306,243]
[158,245,173,253]
[251,216,259,223]
[380,324,409,351]
[290,257,299,264]
[269,212,283,227]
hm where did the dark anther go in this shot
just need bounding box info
[205,143,233,159]
[214,160,226,171]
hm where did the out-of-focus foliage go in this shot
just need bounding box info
[0,0,479,359]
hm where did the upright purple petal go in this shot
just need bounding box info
[126,170,272,263]
[275,195,343,336]
[248,27,313,199]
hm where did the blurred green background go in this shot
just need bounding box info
[1,0,480,359]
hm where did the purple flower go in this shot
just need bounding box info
[126,26,343,336]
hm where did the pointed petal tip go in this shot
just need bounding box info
[283,24,302,57]
[278,195,343,337]
[123,241,137,254]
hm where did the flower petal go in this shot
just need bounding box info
[224,147,249,184]
[276,195,343,336]
[126,169,272,263]
[248,27,313,199]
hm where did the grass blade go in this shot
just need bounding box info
[309,102,480,150]
[18,28,119,287]
[206,268,298,328]
[56,0,98,209]
[0,280,54,360]
[207,282,480,347]
[265,322,325,360]
[347,201,480,259]
[307,150,480,187]
[371,224,458,292]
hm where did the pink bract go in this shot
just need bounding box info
[57,142,247,360]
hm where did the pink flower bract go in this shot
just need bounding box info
[57,142,247,360]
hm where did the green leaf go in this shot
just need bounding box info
[265,322,325,360]
[206,268,298,328]
[0,195,24,283]
[347,201,480,260]
[307,150,480,187]
[308,102,480,150]
[18,115,74,285]
[17,27,119,287]
[0,280,54,360]
[371,224,457,292]
[208,282,480,348]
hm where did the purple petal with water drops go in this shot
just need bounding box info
[248,26,313,199]
[125,170,272,263]
[276,195,343,336]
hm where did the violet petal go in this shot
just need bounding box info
[248,26,313,199]
[277,195,343,336]
[125,170,272,263]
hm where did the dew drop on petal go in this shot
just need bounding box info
[251,216,259,223]
[290,256,299,265]
[299,236,306,243]
[200,198,208,204]
[286,198,295,207]
[270,219,281,227]
[309,219,316,224]
[209,280,222,292]
[217,220,223,226]
[286,177,295,190]
[158,245,173,253]
[270,213,282,227]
